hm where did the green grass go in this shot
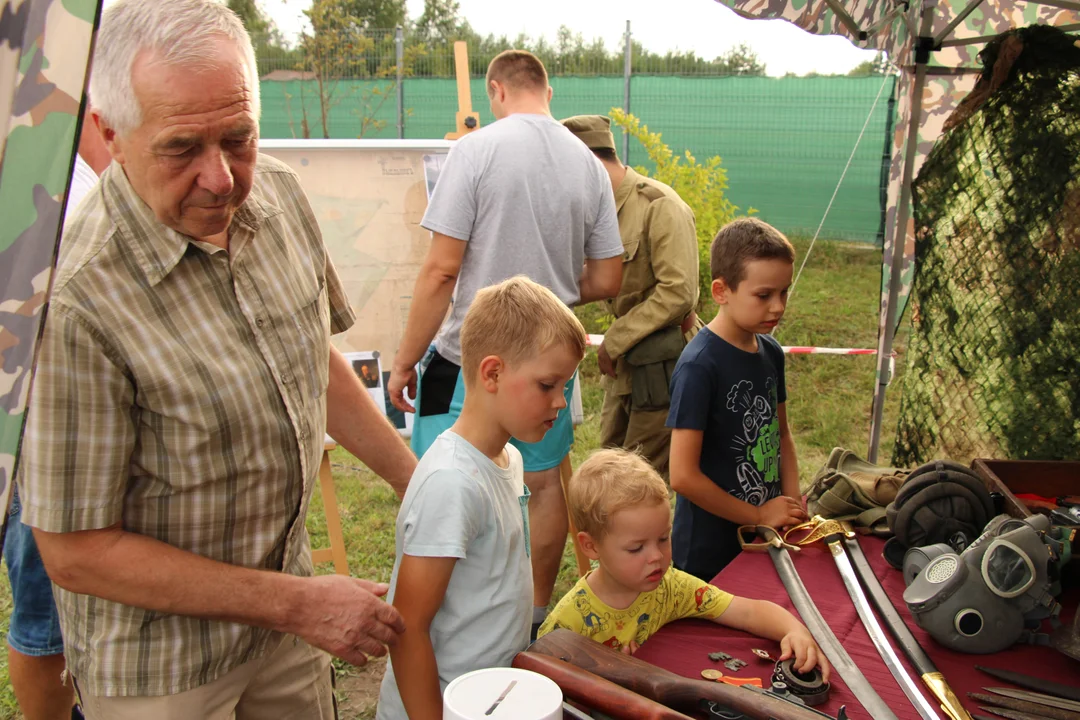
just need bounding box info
[0,235,909,719]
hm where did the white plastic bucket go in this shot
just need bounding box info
[442,667,562,720]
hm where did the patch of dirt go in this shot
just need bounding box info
[335,656,386,720]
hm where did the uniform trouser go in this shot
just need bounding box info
[75,633,336,720]
[600,391,672,482]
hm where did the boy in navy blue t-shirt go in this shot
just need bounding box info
[667,218,808,581]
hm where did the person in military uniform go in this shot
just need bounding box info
[561,115,700,480]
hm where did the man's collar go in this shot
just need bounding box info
[614,165,641,213]
[102,164,281,286]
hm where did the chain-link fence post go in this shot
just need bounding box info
[622,20,631,164]
[396,26,405,139]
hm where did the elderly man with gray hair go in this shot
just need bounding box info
[16,1,416,717]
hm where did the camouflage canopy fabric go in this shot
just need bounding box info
[895,25,1080,464]
[0,0,99,539]
[715,0,1079,458]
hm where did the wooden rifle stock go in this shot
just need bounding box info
[528,629,829,720]
[513,651,694,720]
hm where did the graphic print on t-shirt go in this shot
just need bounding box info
[725,378,781,506]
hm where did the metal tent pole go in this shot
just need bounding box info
[395,26,404,139]
[867,3,936,463]
[622,20,631,164]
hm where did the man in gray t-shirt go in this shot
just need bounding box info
[388,50,623,633]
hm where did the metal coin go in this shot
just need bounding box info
[701,669,724,681]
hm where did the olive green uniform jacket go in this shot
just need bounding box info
[600,167,699,477]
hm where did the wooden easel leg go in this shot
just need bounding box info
[560,455,592,577]
[318,450,350,576]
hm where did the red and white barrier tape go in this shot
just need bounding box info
[586,334,892,356]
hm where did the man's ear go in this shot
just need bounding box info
[546,85,553,103]
[577,531,601,561]
[711,278,730,305]
[92,110,125,164]
[478,355,505,392]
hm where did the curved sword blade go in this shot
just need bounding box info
[767,545,899,720]
[827,538,940,720]
[843,536,971,720]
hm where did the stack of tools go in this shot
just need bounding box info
[969,665,1080,720]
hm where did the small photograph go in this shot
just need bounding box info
[422,152,448,200]
[352,358,381,389]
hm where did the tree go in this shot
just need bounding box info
[228,0,270,35]
[610,109,753,304]
[848,52,890,77]
[415,0,460,43]
[299,0,367,138]
[713,43,766,76]
[344,0,407,30]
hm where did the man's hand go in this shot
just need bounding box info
[779,627,830,683]
[288,575,406,666]
[596,343,616,378]
[388,363,418,414]
[756,496,807,529]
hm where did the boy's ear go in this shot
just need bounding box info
[711,278,730,305]
[577,531,601,561]
[477,355,505,392]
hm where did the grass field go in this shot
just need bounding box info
[0,236,909,719]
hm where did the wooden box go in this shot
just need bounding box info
[971,459,1080,519]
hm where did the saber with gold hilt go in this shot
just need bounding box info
[786,517,971,720]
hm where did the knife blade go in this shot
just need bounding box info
[969,692,1078,720]
[978,706,1060,720]
[986,688,1080,715]
[976,666,1080,704]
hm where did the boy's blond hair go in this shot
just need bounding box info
[460,276,587,384]
[569,449,669,539]
[710,217,795,290]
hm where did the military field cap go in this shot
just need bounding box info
[560,115,616,152]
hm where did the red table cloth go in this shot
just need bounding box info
[634,535,1080,719]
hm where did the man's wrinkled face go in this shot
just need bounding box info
[100,38,258,243]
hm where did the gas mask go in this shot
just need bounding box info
[902,514,1070,654]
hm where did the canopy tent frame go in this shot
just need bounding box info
[866,0,1080,461]
[868,1,935,462]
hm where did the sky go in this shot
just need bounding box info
[256,0,878,77]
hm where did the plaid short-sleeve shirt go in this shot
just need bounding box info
[17,154,355,696]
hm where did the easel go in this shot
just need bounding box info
[311,442,350,575]
[444,41,481,140]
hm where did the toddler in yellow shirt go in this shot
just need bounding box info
[538,448,830,679]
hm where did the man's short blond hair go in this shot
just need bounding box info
[569,449,670,539]
[486,50,549,98]
[460,276,586,384]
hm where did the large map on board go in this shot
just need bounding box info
[260,142,450,363]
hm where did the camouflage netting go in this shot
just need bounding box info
[893,25,1080,465]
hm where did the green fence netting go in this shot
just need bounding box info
[893,25,1080,465]
[258,75,896,243]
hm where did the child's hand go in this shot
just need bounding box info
[757,496,807,529]
[620,640,640,656]
[779,627,830,683]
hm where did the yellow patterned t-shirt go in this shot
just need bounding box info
[537,568,734,651]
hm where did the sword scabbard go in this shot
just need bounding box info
[922,672,972,720]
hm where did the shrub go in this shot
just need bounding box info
[608,108,753,307]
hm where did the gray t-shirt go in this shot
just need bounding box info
[422,113,624,365]
[376,431,532,720]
